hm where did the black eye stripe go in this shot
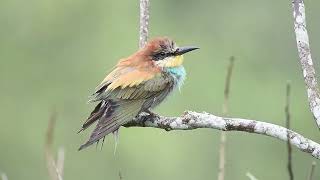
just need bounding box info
[152,51,173,61]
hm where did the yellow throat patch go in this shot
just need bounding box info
[165,55,184,67]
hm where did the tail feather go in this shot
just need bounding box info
[113,129,120,155]
[77,101,110,133]
[78,100,143,151]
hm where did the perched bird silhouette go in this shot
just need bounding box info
[78,37,198,150]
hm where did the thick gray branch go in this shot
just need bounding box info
[292,0,320,129]
[139,0,150,48]
[125,111,320,160]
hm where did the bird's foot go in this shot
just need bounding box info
[138,109,157,124]
[145,109,157,117]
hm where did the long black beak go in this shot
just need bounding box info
[174,46,199,56]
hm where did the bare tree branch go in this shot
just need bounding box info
[292,0,320,129]
[124,111,320,159]
[218,56,235,180]
[139,0,150,48]
[285,82,294,180]
[308,161,316,180]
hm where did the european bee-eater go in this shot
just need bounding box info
[78,37,198,150]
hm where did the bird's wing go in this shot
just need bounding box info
[89,66,170,102]
[82,66,169,131]
[79,67,172,150]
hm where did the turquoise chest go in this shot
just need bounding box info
[165,66,186,88]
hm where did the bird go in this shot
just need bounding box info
[78,37,199,150]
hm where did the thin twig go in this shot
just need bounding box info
[223,56,235,113]
[218,56,235,180]
[292,0,320,129]
[308,161,316,180]
[45,111,63,180]
[56,147,65,178]
[218,133,227,180]
[125,111,320,159]
[285,82,294,180]
[246,172,259,180]
[139,0,150,48]
[119,171,123,180]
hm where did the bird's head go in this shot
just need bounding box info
[142,37,199,68]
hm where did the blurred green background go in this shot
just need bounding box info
[1,0,320,179]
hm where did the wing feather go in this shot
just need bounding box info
[90,67,170,102]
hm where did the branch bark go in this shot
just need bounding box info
[124,111,320,159]
[292,0,320,129]
[139,0,150,48]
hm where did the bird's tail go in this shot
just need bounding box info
[78,100,115,150]
[78,99,143,151]
[77,100,111,133]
